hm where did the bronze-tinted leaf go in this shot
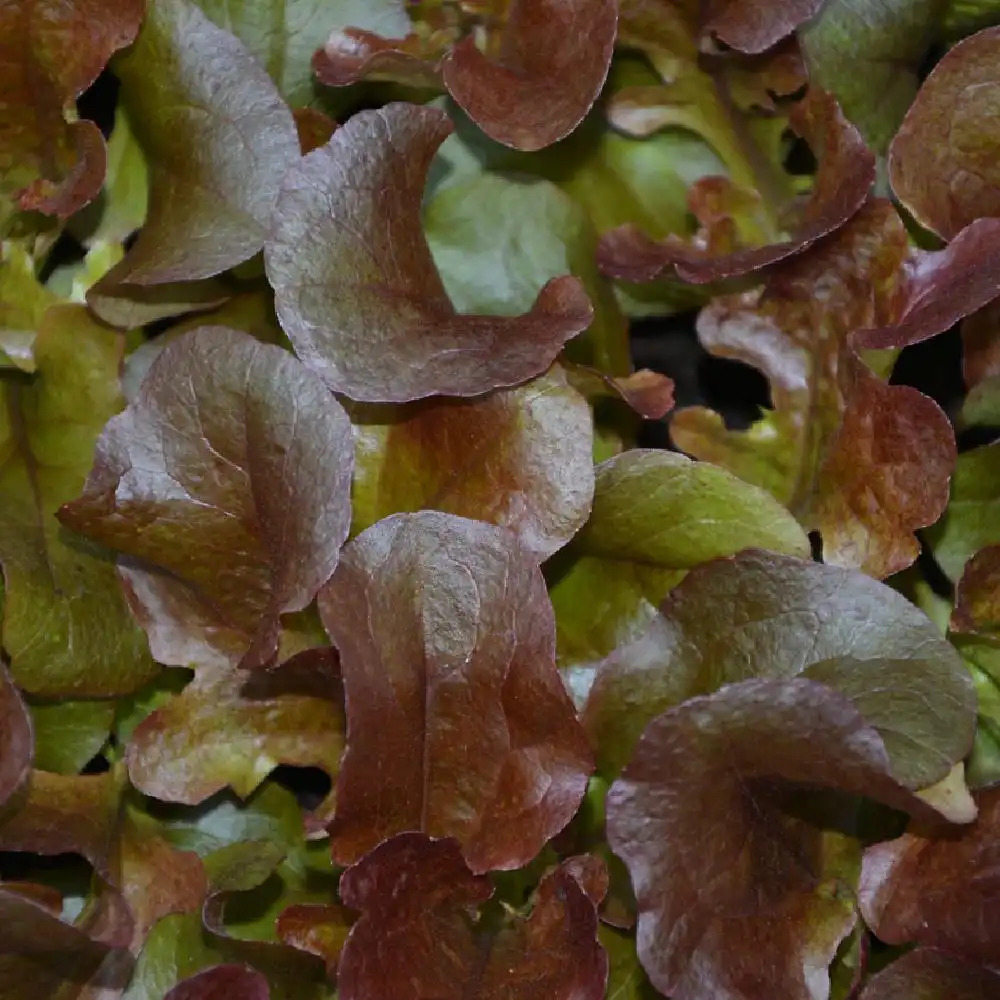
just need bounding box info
[810,354,956,576]
[337,833,607,1000]
[0,666,32,807]
[126,659,344,816]
[0,0,142,219]
[441,0,618,151]
[0,771,119,880]
[598,89,874,284]
[100,0,300,284]
[857,949,1000,1000]
[165,964,270,1000]
[952,545,1000,633]
[275,903,353,977]
[313,26,444,90]
[59,326,354,670]
[264,103,593,403]
[704,0,825,54]
[584,549,976,780]
[319,512,593,872]
[349,368,595,560]
[859,785,1000,965]
[667,200,965,577]
[606,678,956,1000]
[889,26,1000,240]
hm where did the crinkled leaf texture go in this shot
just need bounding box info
[585,549,976,780]
[319,511,594,872]
[598,89,875,284]
[126,654,344,816]
[313,0,617,151]
[95,0,299,286]
[349,367,595,560]
[440,0,618,151]
[0,0,142,219]
[336,833,608,1000]
[668,200,1000,577]
[606,677,966,1000]
[264,103,593,403]
[890,25,1000,240]
[859,785,1000,966]
[59,326,354,670]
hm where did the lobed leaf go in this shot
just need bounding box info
[126,657,344,815]
[336,833,608,1000]
[0,305,156,697]
[606,677,961,1000]
[584,548,976,779]
[349,368,595,560]
[952,544,1000,632]
[264,103,593,403]
[319,511,593,872]
[0,0,142,220]
[668,200,967,577]
[27,699,114,774]
[59,326,354,670]
[859,785,1000,965]
[598,89,873,284]
[440,0,618,151]
[96,0,300,286]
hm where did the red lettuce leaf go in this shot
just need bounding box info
[337,833,608,1000]
[165,964,270,1000]
[598,89,873,283]
[94,0,300,286]
[606,677,961,1000]
[265,103,593,403]
[276,903,353,977]
[348,368,595,560]
[0,0,142,218]
[126,656,344,819]
[319,511,593,872]
[704,0,825,54]
[859,785,1000,965]
[313,1,617,151]
[584,549,976,781]
[889,26,1000,241]
[951,545,1000,633]
[857,949,1000,1000]
[59,326,354,670]
[440,0,618,151]
[667,200,970,577]
[0,666,32,807]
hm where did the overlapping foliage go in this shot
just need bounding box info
[2,1,1000,997]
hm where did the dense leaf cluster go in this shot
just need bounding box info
[2,1,1000,998]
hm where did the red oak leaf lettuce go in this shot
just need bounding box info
[264,103,593,403]
[58,326,354,670]
[336,833,608,1000]
[319,512,593,872]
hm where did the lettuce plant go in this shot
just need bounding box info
[2,1,1000,998]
